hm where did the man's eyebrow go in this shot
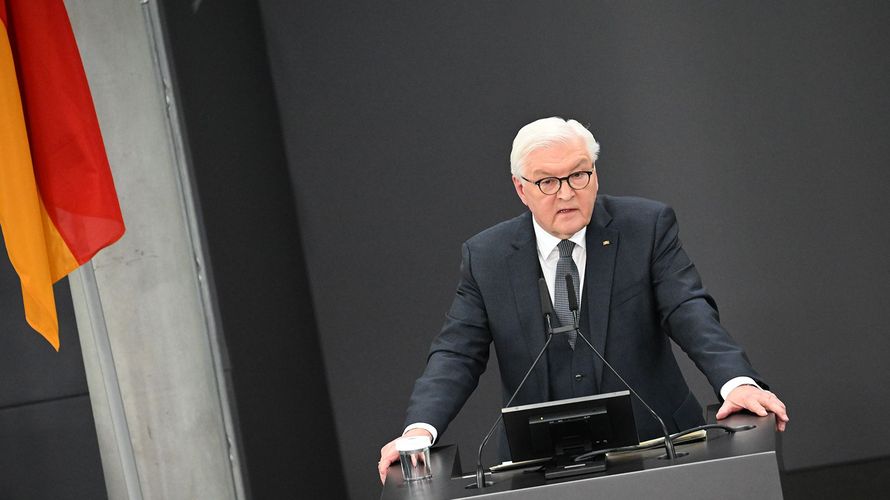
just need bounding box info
[571,159,591,170]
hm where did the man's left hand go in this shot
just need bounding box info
[716,385,789,432]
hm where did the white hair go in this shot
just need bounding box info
[509,117,600,176]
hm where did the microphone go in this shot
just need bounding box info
[472,278,559,489]
[563,273,680,460]
[540,277,556,319]
[540,275,556,332]
[565,273,579,313]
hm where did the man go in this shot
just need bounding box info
[378,117,788,483]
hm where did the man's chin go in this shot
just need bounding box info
[536,211,590,238]
[551,223,586,239]
[557,211,588,228]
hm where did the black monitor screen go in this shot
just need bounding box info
[502,391,639,462]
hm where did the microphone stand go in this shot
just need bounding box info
[472,330,554,489]
[472,278,573,489]
[564,274,682,461]
[570,309,681,460]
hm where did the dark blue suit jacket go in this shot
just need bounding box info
[405,195,764,444]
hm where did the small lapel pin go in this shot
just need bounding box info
[602,240,611,246]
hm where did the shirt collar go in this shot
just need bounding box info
[531,216,587,259]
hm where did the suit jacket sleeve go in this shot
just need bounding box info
[650,204,767,396]
[403,242,492,435]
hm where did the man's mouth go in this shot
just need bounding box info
[556,208,576,214]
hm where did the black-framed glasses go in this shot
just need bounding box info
[520,170,594,195]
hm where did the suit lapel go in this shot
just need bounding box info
[584,199,618,389]
[506,213,549,401]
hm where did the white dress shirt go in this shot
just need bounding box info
[531,218,587,306]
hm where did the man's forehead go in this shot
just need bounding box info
[525,153,593,177]
[524,137,589,164]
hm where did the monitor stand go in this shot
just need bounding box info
[543,453,606,480]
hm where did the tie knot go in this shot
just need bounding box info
[557,239,575,258]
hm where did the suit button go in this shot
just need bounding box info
[574,374,584,381]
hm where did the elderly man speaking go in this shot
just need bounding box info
[378,117,788,483]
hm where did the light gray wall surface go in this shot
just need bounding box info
[65,1,242,498]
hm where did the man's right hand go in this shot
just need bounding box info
[378,428,434,484]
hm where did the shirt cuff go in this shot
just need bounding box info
[720,376,760,400]
[403,423,438,445]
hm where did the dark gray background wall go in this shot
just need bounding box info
[254,1,890,499]
[0,235,106,500]
[157,1,346,499]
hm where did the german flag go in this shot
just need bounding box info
[0,0,124,350]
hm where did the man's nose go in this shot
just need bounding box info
[556,180,575,199]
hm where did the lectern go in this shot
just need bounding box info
[381,409,783,499]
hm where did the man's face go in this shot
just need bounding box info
[511,137,598,239]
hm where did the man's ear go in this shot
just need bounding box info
[512,175,529,207]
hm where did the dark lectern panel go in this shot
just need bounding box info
[382,411,781,499]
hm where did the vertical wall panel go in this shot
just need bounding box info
[158,1,346,498]
[65,1,242,498]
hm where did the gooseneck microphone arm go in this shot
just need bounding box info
[564,274,678,460]
[473,278,559,489]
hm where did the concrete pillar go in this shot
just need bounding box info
[63,1,244,499]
